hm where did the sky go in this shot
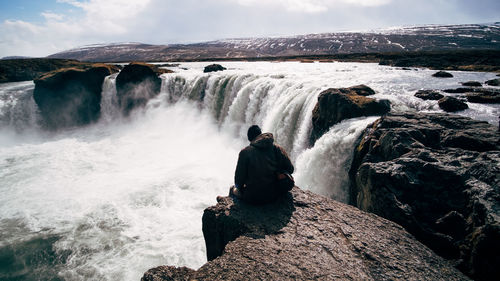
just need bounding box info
[0,0,499,58]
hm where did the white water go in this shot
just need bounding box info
[0,61,499,281]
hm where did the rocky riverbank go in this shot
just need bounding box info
[142,188,468,281]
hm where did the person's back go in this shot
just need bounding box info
[233,125,294,204]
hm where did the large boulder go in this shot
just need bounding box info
[310,87,390,144]
[461,81,482,87]
[466,91,500,104]
[115,62,171,115]
[415,90,444,100]
[485,78,500,86]
[433,71,454,78]
[143,188,468,280]
[33,64,119,129]
[203,64,226,73]
[349,112,500,280]
[438,96,469,112]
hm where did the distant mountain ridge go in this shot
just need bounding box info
[48,23,500,62]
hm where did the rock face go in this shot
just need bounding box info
[414,90,444,100]
[143,188,468,280]
[115,62,170,116]
[203,64,226,73]
[349,112,500,280]
[433,71,454,78]
[310,87,390,144]
[438,96,469,112]
[33,64,119,129]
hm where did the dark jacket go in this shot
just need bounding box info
[234,133,294,204]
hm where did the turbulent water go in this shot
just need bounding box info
[0,61,498,281]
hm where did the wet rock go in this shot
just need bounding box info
[203,64,226,73]
[438,96,469,112]
[466,91,500,104]
[310,87,390,144]
[348,84,376,96]
[33,64,119,129]
[461,81,482,87]
[115,62,169,116]
[414,90,444,100]
[485,78,500,86]
[444,88,475,94]
[141,266,195,281]
[433,71,454,78]
[143,188,469,280]
[350,112,500,280]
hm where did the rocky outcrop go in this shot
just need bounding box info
[466,91,500,104]
[438,96,469,112]
[203,64,226,73]
[433,71,454,78]
[347,84,376,96]
[349,112,500,280]
[143,187,468,280]
[485,78,500,86]
[310,87,390,144]
[414,90,444,100]
[115,62,171,116]
[461,81,482,87]
[33,64,119,129]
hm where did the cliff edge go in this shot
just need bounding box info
[142,188,468,280]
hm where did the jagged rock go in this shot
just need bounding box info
[347,84,376,96]
[203,64,226,73]
[438,96,468,112]
[349,112,500,280]
[414,90,444,100]
[115,62,170,116]
[310,87,390,144]
[485,78,500,86]
[433,71,454,78]
[466,91,500,104]
[33,64,119,129]
[141,266,195,281]
[143,188,469,280]
[461,81,482,87]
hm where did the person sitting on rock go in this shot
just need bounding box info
[230,125,294,204]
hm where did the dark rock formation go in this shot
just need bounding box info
[433,71,454,78]
[347,84,376,96]
[444,88,476,94]
[466,91,500,104]
[438,96,469,112]
[349,112,500,280]
[310,87,390,144]
[33,64,119,129]
[0,58,97,83]
[415,90,444,100]
[485,78,500,86]
[203,64,226,73]
[115,62,170,116]
[143,188,468,280]
[461,81,482,87]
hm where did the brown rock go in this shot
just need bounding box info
[115,62,169,115]
[310,87,390,144]
[415,90,444,100]
[33,64,119,129]
[143,188,469,280]
[438,96,468,112]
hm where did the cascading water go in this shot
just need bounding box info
[0,61,498,281]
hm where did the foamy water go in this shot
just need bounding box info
[0,61,498,280]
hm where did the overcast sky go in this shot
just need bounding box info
[0,0,499,57]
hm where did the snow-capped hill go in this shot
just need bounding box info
[48,23,500,62]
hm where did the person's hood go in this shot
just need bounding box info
[250,133,274,149]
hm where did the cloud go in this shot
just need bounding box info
[233,0,392,13]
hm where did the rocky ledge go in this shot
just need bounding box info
[143,188,468,280]
[349,112,499,280]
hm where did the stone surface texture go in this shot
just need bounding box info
[349,112,500,280]
[143,188,469,281]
